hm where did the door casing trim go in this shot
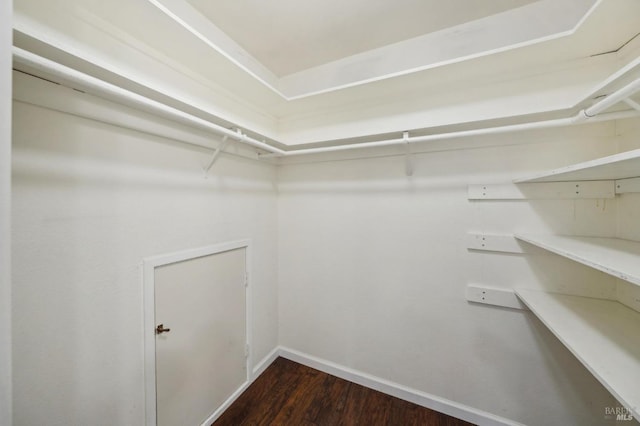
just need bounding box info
[142,239,252,426]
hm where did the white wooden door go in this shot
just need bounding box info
[154,248,247,426]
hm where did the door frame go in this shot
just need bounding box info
[142,239,252,426]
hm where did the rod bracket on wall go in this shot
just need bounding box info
[623,98,640,112]
[203,135,230,177]
[202,128,242,177]
[403,131,413,177]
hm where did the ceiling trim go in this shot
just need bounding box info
[148,0,600,100]
[147,0,280,91]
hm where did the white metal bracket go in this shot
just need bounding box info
[203,135,230,176]
[623,98,640,112]
[466,285,529,310]
[403,131,413,177]
[466,233,529,253]
[616,177,640,193]
[203,128,243,176]
[468,181,615,200]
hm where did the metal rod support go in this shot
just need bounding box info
[203,135,230,175]
[403,131,413,177]
[623,98,640,112]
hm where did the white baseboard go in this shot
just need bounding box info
[252,346,281,379]
[203,345,522,426]
[199,380,251,426]
[278,346,524,426]
[200,346,280,426]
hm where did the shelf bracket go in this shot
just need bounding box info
[468,181,615,199]
[615,177,640,193]
[466,233,529,253]
[403,131,413,177]
[466,285,528,310]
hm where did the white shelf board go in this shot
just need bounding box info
[515,234,640,286]
[514,148,640,183]
[515,289,640,418]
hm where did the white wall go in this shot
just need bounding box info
[277,122,628,426]
[11,73,279,425]
[614,117,640,313]
[1,1,12,425]
[617,119,640,241]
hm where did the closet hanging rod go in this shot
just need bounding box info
[12,47,286,156]
[265,108,640,158]
[13,47,640,160]
[264,74,640,157]
[584,76,640,117]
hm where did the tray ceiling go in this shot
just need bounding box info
[185,0,538,77]
[149,0,599,99]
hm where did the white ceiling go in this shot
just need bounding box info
[149,0,601,99]
[12,0,640,147]
[186,0,537,77]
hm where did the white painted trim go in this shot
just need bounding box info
[280,0,600,100]
[0,0,12,424]
[198,346,279,425]
[142,239,252,426]
[244,243,254,383]
[199,380,251,426]
[277,347,524,426]
[252,346,280,379]
[147,0,598,100]
[147,0,280,94]
[192,345,523,424]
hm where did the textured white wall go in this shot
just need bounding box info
[277,122,628,426]
[11,74,279,425]
[1,1,12,425]
[614,117,640,313]
[616,118,640,241]
[11,60,640,426]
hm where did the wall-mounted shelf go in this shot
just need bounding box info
[515,148,640,183]
[515,289,640,418]
[515,234,640,286]
[472,145,640,418]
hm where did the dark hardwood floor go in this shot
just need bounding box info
[213,357,475,426]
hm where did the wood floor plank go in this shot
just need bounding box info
[214,358,302,426]
[249,361,309,426]
[362,388,393,424]
[268,363,327,425]
[304,373,351,425]
[337,383,368,425]
[212,357,475,426]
